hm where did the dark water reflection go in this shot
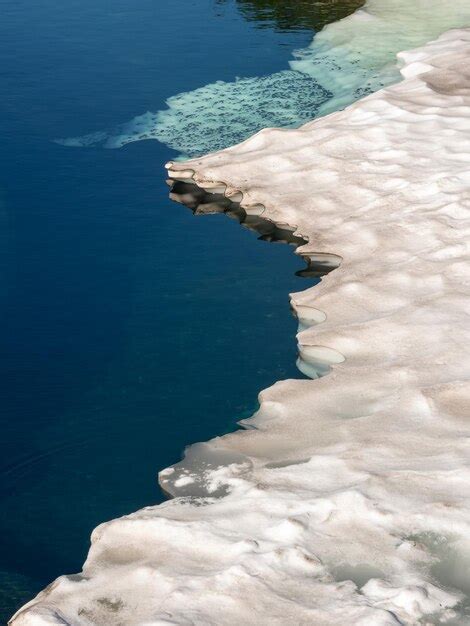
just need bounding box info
[223,0,364,31]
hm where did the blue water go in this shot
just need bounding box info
[0,0,321,619]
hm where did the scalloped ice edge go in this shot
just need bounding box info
[165,168,344,377]
[11,28,470,626]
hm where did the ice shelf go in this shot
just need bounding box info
[12,27,470,626]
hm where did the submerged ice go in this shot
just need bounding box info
[58,73,331,156]
[56,0,470,157]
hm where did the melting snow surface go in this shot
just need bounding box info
[12,27,470,625]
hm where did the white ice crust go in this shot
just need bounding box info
[12,27,470,626]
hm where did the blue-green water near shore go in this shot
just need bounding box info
[0,0,365,619]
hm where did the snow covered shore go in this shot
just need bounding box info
[12,27,470,626]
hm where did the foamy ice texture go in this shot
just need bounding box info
[12,24,470,625]
[55,0,470,157]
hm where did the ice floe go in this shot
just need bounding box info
[12,26,470,625]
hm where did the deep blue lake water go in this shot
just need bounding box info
[0,0,323,619]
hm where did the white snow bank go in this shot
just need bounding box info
[55,0,470,157]
[12,29,470,626]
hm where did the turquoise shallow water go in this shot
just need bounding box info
[0,0,334,620]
